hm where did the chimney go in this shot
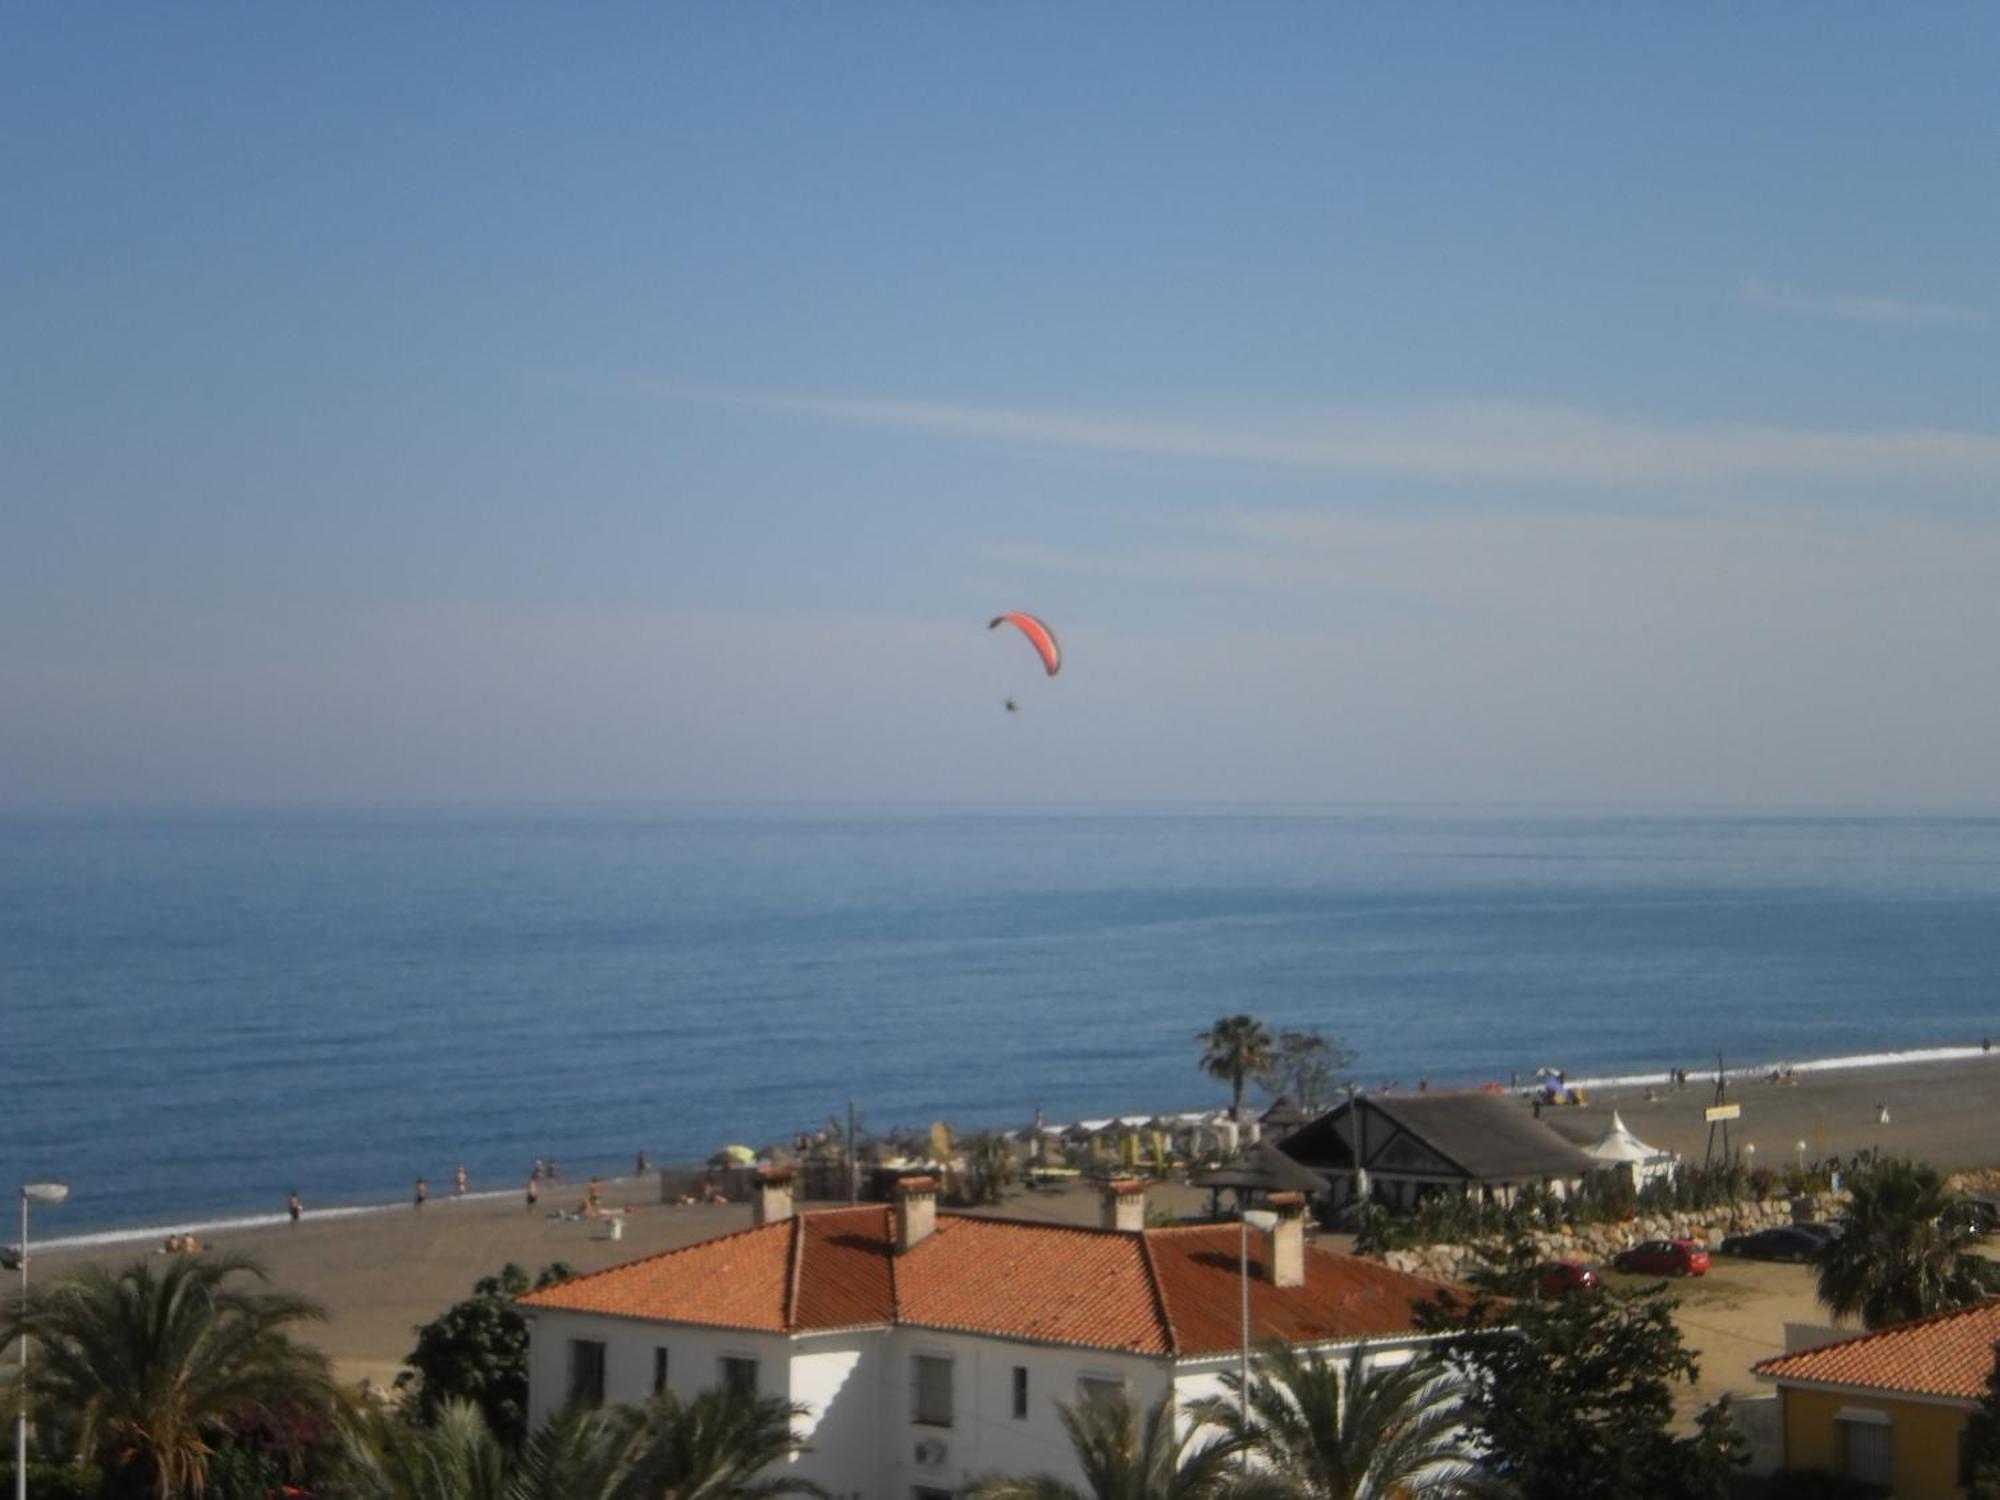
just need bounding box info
[1265,1192,1306,1288]
[752,1165,795,1227]
[894,1176,938,1252]
[1100,1177,1147,1232]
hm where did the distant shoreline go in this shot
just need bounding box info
[30,1040,1998,1254]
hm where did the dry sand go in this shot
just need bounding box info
[34,1050,2000,1405]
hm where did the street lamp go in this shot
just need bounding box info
[1797,1140,1808,1173]
[15,1182,68,1500]
[1237,1206,1278,1471]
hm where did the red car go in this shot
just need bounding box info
[1612,1237,1710,1277]
[1536,1260,1600,1298]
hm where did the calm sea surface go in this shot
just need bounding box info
[6,806,2000,1232]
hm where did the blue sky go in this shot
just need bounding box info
[6,6,1999,805]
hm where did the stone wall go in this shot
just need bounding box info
[1376,1195,1821,1281]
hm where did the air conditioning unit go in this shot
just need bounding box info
[914,1438,949,1467]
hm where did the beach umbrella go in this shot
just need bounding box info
[718,1144,756,1165]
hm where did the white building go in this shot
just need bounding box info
[520,1171,1459,1500]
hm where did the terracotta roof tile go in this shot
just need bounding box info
[520,1208,1453,1357]
[1753,1298,2000,1402]
[792,1208,897,1330]
[896,1217,1171,1354]
[1146,1224,1456,1356]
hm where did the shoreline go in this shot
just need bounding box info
[29,1039,2000,1253]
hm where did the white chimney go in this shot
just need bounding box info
[894,1176,939,1252]
[1100,1177,1147,1232]
[753,1165,795,1227]
[1265,1192,1306,1288]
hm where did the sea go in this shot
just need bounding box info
[6,805,2000,1240]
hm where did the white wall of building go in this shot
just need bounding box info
[525,1313,1447,1499]
[877,1327,1169,1498]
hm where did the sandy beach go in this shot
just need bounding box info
[31,1048,2000,1409]
[1553,1048,2000,1173]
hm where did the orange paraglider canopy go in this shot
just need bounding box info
[989,612,1061,676]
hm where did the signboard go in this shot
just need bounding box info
[1704,1103,1742,1122]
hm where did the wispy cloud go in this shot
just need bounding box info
[1741,275,1981,327]
[630,378,2000,489]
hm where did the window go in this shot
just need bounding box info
[1077,1374,1124,1408]
[719,1355,758,1398]
[652,1347,669,1396]
[567,1339,606,1405]
[1011,1365,1029,1420]
[911,1354,954,1427]
[1839,1411,1892,1488]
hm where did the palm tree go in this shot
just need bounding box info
[334,1398,511,1500]
[616,1386,826,1498]
[968,1387,1289,1500]
[1189,1341,1500,1499]
[3,1252,335,1499]
[1197,1016,1277,1125]
[1814,1156,2000,1330]
[333,1387,823,1500]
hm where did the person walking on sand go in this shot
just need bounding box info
[288,1190,302,1224]
[527,1173,540,1212]
[454,1165,467,1197]
[415,1177,428,1211]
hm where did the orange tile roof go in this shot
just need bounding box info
[1753,1299,2000,1402]
[1146,1224,1465,1356]
[519,1208,1451,1357]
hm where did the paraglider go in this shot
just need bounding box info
[988,612,1060,675]
[989,613,1059,713]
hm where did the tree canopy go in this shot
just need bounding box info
[1196,1015,1278,1124]
[1419,1282,1744,1500]
[396,1262,577,1447]
[4,1252,335,1500]
[1812,1156,1998,1330]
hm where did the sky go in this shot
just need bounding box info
[5,6,1999,807]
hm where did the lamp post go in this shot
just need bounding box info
[1237,1206,1277,1471]
[15,1182,68,1500]
[1797,1140,1808,1174]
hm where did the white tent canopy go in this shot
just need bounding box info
[1584,1111,1677,1185]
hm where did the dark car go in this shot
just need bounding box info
[1789,1221,1842,1247]
[1612,1237,1710,1276]
[1718,1226,1821,1263]
[1537,1260,1600,1298]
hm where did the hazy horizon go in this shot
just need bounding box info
[9,8,1999,808]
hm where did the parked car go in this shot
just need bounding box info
[1536,1259,1600,1298]
[1788,1221,1842,1247]
[1612,1237,1710,1276]
[1718,1226,1822,1263]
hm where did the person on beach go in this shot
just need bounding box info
[527,1173,540,1212]
[288,1190,302,1224]
[635,1150,649,1176]
[532,1158,544,1183]
[415,1177,428,1211]
[548,1158,560,1181]
[454,1165,467,1197]
[586,1175,602,1213]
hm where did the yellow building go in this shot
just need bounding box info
[1754,1299,2000,1497]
